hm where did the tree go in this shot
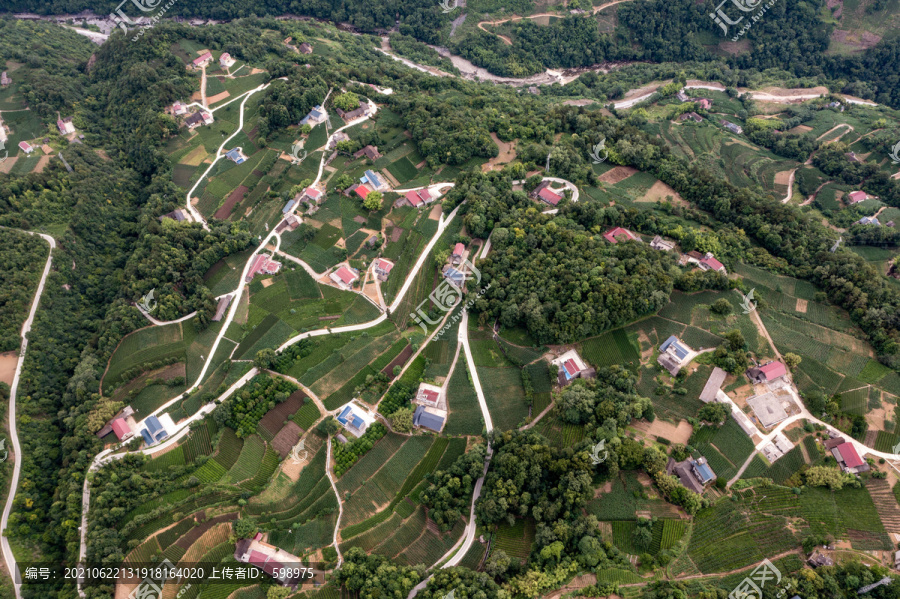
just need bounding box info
[333,174,354,192]
[333,92,360,111]
[233,517,257,539]
[783,352,802,370]
[710,298,733,316]
[804,465,846,490]
[317,416,340,436]
[363,191,383,211]
[268,588,292,599]
[390,407,414,433]
[300,124,312,135]
[484,549,510,580]
[697,403,730,424]
[254,348,276,370]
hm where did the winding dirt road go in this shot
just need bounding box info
[476,0,636,45]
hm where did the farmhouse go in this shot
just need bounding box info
[212,295,232,322]
[353,145,382,161]
[0,72,10,86]
[327,131,350,150]
[857,216,880,226]
[679,112,702,123]
[373,258,394,281]
[676,91,689,102]
[668,456,715,494]
[298,42,313,54]
[349,183,371,200]
[698,252,726,274]
[746,361,787,384]
[847,190,869,204]
[336,101,367,122]
[699,367,728,403]
[360,169,386,191]
[301,186,324,206]
[159,208,189,222]
[537,186,563,206]
[192,51,213,68]
[172,101,188,115]
[657,335,693,375]
[747,391,789,428]
[336,404,369,437]
[96,406,135,439]
[845,151,861,163]
[415,382,443,408]
[235,535,305,589]
[140,415,171,445]
[603,227,640,244]
[831,441,869,474]
[282,199,298,215]
[413,405,446,433]
[225,147,247,164]
[551,349,594,386]
[650,235,676,251]
[401,188,434,208]
[443,266,466,289]
[330,265,359,289]
[18,141,34,154]
[808,552,834,568]
[276,214,302,233]
[697,99,711,110]
[721,120,743,134]
[57,117,76,135]
[761,432,794,462]
[185,111,213,129]
[246,254,281,282]
[300,106,326,127]
[450,242,466,265]
[219,52,235,68]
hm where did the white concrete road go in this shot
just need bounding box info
[1,231,55,599]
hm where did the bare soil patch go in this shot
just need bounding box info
[562,99,597,107]
[0,157,17,174]
[258,392,306,437]
[428,204,443,220]
[353,215,367,224]
[598,165,638,184]
[390,227,404,242]
[481,132,517,172]
[383,343,414,378]
[33,155,50,173]
[637,180,687,206]
[751,85,829,97]
[719,39,751,55]
[0,352,17,386]
[787,124,813,134]
[260,278,275,288]
[795,298,808,313]
[271,421,304,458]
[179,144,208,166]
[774,170,794,186]
[832,29,882,51]
[207,90,231,105]
[213,185,248,219]
[633,418,693,444]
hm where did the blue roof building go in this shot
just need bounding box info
[691,457,715,484]
[141,415,169,445]
[413,405,445,432]
[444,267,465,288]
[336,405,368,437]
[300,106,324,126]
[225,148,245,164]
[337,406,353,425]
[283,199,297,214]
[660,335,690,360]
[360,170,383,189]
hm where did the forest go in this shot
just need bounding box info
[0,230,48,352]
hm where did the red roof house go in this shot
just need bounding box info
[330,265,359,288]
[697,99,711,110]
[18,141,33,153]
[374,258,394,275]
[354,185,371,200]
[758,361,787,380]
[305,187,322,201]
[563,359,580,378]
[834,442,864,468]
[537,187,563,206]
[404,188,432,207]
[452,243,465,257]
[603,227,639,244]
[698,253,725,273]
[847,191,868,204]
[111,419,132,441]
[246,254,269,282]
[193,51,213,67]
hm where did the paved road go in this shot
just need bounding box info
[0,231,55,599]
[325,439,344,569]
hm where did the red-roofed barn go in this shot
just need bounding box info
[603,227,639,244]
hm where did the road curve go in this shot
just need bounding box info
[1,231,56,599]
[325,439,344,568]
